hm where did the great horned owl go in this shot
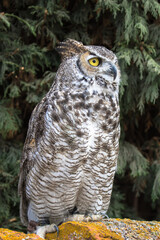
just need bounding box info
[18,39,121,238]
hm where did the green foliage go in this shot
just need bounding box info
[118,141,149,178]
[152,162,160,201]
[107,184,126,219]
[0,139,23,230]
[0,0,160,230]
[0,100,22,139]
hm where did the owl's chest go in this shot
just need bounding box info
[30,93,120,201]
[68,92,118,130]
[52,92,119,153]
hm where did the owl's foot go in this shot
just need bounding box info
[27,220,59,239]
[36,223,59,239]
[67,214,103,222]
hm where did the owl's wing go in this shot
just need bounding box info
[18,96,48,225]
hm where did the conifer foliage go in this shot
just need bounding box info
[0,0,160,230]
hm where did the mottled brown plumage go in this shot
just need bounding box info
[18,39,121,238]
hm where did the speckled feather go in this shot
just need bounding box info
[18,39,121,227]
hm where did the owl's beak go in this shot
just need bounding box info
[107,63,117,80]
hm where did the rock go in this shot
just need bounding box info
[46,219,160,240]
[46,221,123,240]
[0,228,43,240]
[0,219,160,240]
[103,218,160,240]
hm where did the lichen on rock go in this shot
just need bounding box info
[1,219,160,240]
[46,221,123,240]
[0,228,43,240]
[46,219,160,240]
[103,218,160,240]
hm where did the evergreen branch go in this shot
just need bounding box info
[95,0,120,18]
[5,13,36,36]
[0,100,22,139]
[152,162,160,201]
[143,0,160,18]
[118,141,149,177]
[0,13,10,28]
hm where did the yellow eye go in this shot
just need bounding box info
[88,57,100,67]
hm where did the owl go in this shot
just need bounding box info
[18,39,121,238]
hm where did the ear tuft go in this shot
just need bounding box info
[56,39,86,60]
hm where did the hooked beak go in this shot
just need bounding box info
[107,63,117,80]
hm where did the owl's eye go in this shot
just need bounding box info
[88,57,100,67]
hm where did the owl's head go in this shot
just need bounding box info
[56,39,120,86]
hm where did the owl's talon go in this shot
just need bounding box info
[84,213,93,221]
[102,213,109,219]
[54,224,59,238]
[88,214,93,221]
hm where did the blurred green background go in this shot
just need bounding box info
[0,0,160,231]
